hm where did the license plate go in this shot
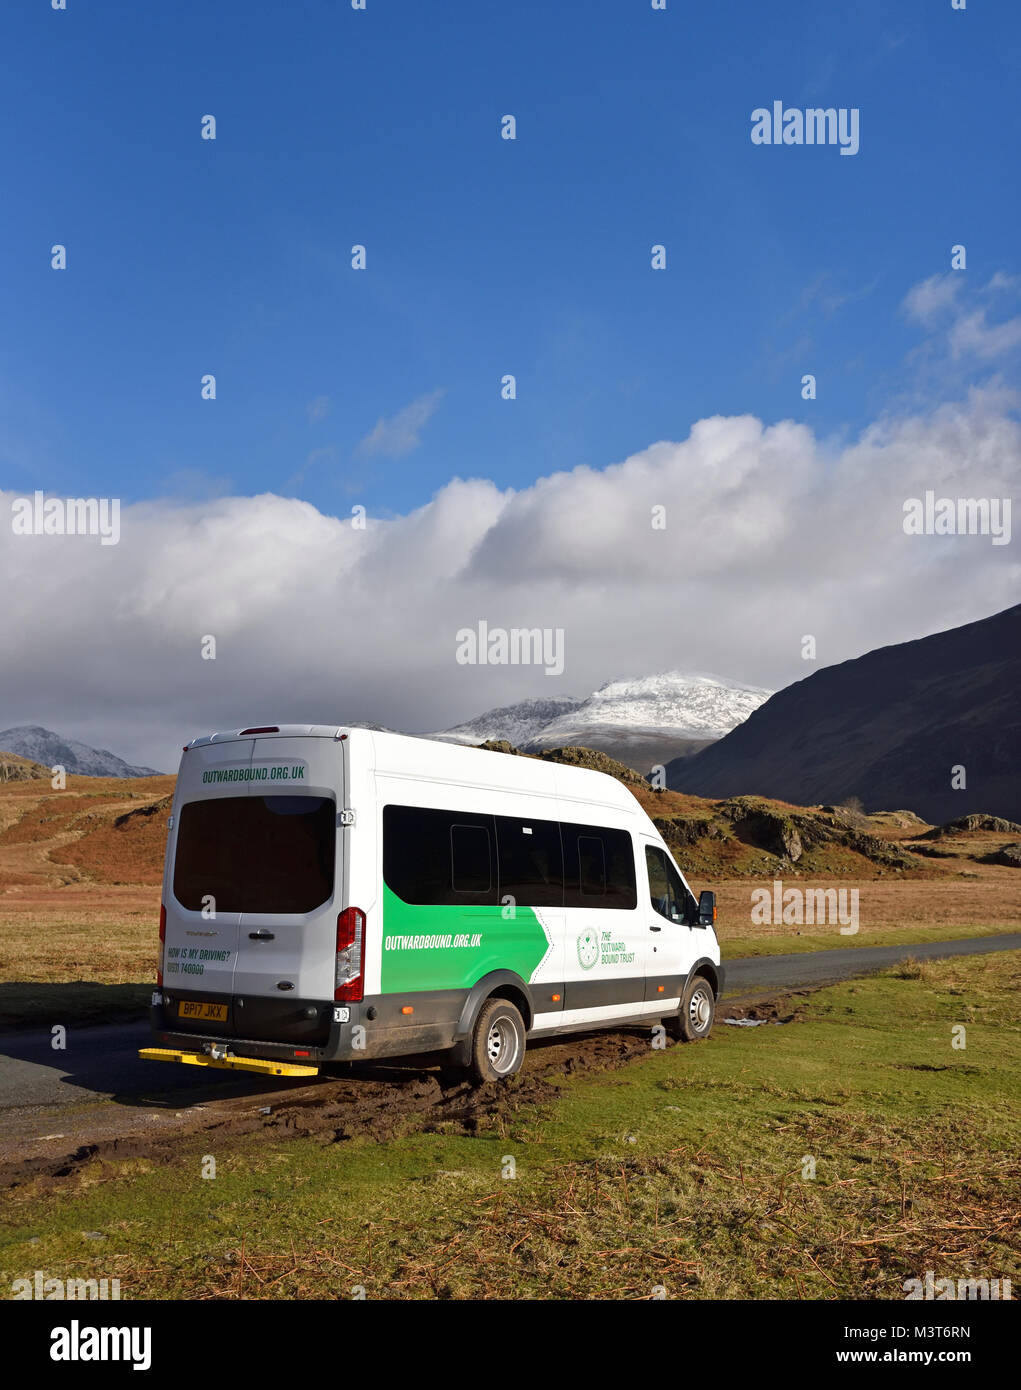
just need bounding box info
[178,1000,229,1023]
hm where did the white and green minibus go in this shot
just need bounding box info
[142,725,722,1082]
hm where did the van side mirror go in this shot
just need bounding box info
[697,890,716,927]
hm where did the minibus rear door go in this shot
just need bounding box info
[231,736,344,1005]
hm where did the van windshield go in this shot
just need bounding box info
[173,795,335,914]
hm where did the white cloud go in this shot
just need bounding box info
[795,271,879,318]
[1,390,1018,772]
[903,271,1021,360]
[902,273,963,326]
[949,309,1021,361]
[283,446,338,493]
[307,395,331,423]
[356,389,444,459]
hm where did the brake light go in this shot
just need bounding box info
[335,907,365,1002]
[157,903,167,986]
[240,726,279,735]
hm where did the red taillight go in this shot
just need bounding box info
[335,907,365,1002]
[240,726,279,735]
[157,903,167,986]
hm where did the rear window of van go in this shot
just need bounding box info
[173,795,335,914]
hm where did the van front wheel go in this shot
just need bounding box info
[470,997,526,1083]
[667,974,716,1042]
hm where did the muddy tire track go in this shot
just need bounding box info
[0,992,809,1191]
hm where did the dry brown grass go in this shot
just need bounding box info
[713,874,1021,947]
[0,777,168,1023]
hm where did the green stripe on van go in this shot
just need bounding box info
[380,885,551,993]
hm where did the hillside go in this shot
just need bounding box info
[0,726,160,778]
[2,744,1019,891]
[477,739,1021,882]
[1,755,1018,1030]
[0,774,175,891]
[666,604,1021,824]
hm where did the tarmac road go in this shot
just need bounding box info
[1,932,1018,1116]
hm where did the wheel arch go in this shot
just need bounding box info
[450,970,533,1065]
[685,956,722,999]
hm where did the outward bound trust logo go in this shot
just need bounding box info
[577,928,600,970]
[750,101,860,156]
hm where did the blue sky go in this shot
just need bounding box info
[3,0,1019,518]
[1,1,1020,767]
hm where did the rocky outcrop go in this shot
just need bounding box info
[536,745,648,787]
[982,842,1021,868]
[653,794,915,870]
[924,814,1021,839]
[478,740,649,788]
[113,796,173,829]
[0,751,51,783]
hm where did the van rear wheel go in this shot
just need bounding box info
[667,974,715,1042]
[470,997,526,1083]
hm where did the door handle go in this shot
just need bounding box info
[248,930,275,941]
[649,925,662,933]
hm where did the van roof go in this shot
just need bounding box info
[183,725,646,814]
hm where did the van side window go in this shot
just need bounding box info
[384,807,637,911]
[495,816,564,908]
[645,845,692,924]
[450,823,492,895]
[577,836,606,897]
[563,823,637,911]
[383,806,495,905]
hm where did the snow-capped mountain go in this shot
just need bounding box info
[0,726,161,778]
[433,696,585,749]
[535,673,772,744]
[431,673,772,771]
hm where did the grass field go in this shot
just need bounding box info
[0,772,1018,1028]
[2,952,1018,1299]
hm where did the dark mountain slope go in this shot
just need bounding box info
[667,604,1021,824]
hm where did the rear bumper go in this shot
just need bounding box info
[147,988,466,1066]
[149,1007,346,1066]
